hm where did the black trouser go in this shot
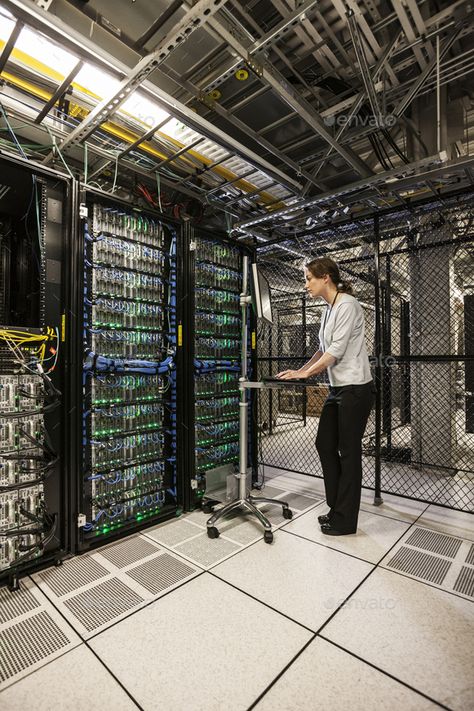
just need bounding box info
[315,381,375,532]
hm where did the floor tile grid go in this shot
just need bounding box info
[31,537,202,641]
[16,491,319,689]
[270,472,434,527]
[0,637,145,711]
[3,480,467,708]
[244,504,442,711]
[141,491,325,572]
[2,540,206,705]
[276,505,421,569]
[318,566,474,711]
[315,636,451,711]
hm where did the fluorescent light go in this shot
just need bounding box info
[120,91,169,128]
[15,26,79,76]
[75,62,120,99]
[0,8,15,22]
[160,118,191,140]
[0,14,15,41]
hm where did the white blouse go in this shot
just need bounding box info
[318,293,372,386]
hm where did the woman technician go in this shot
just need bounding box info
[276,257,375,536]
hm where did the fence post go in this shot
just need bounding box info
[374,214,383,505]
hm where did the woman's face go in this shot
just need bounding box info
[305,268,327,298]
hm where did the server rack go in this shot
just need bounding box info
[76,189,180,550]
[0,153,74,586]
[179,225,256,511]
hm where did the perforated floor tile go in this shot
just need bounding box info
[143,518,203,547]
[0,578,81,691]
[33,533,200,638]
[63,577,145,633]
[386,547,452,585]
[174,532,241,568]
[37,555,109,597]
[218,518,265,546]
[0,611,71,684]
[96,535,160,568]
[380,525,474,600]
[0,581,40,624]
[125,552,197,595]
[453,566,474,598]
[404,528,462,558]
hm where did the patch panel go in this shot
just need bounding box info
[91,329,164,360]
[91,481,165,512]
[91,402,164,436]
[195,262,240,290]
[92,299,165,330]
[196,419,240,446]
[90,461,165,502]
[90,488,166,533]
[195,371,239,397]
[93,204,165,249]
[195,287,240,314]
[92,235,166,273]
[196,441,240,472]
[195,312,240,337]
[92,266,165,302]
[91,373,167,405]
[195,237,240,268]
[90,431,164,470]
[195,337,241,359]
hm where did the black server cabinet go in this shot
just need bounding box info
[76,190,180,550]
[0,153,74,584]
[179,225,255,511]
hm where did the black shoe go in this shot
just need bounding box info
[318,513,331,525]
[320,523,356,536]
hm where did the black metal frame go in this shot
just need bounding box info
[0,152,75,586]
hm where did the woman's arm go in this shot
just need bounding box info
[276,350,326,380]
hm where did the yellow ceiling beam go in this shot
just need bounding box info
[0,40,284,206]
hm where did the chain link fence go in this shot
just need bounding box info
[255,191,474,512]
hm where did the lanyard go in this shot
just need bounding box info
[322,291,339,347]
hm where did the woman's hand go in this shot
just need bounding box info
[275,369,308,380]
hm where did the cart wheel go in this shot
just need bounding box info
[202,502,214,514]
[282,507,293,520]
[264,530,273,544]
[207,526,219,539]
